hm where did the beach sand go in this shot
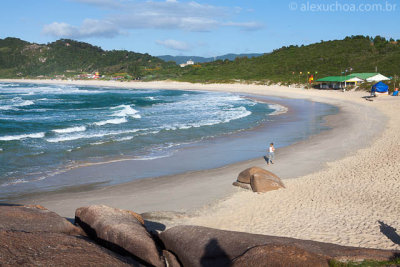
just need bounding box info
[2,79,400,250]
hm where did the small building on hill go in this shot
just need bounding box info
[180,60,195,68]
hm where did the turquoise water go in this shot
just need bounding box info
[0,82,284,197]
[0,82,338,200]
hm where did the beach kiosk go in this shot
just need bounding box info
[371,81,389,96]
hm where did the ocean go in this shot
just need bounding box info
[0,82,337,200]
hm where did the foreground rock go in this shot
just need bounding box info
[75,205,163,267]
[0,204,82,235]
[231,244,329,267]
[0,230,138,266]
[160,225,399,267]
[236,167,285,193]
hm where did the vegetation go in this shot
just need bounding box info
[0,37,178,79]
[1,36,400,88]
[171,36,400,84]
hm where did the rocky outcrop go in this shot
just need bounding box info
[250,172,285,193]
[0,230,138,266]
[75,205,163,267]
[0,204,82,235]
[159,225,399,267]
[231,244,329,267]
[236,167,285,193]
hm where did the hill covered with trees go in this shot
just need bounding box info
[0,37,177,79]
[1,36,400,85]
[173,36,400,84]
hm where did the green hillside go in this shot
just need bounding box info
[173,36,400,84]
[0,37,177,78]
[1,36,400,85]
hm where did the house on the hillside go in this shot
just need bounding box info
[180,60,194,68]
[316,73,391,89]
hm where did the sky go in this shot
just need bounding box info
[1,0,399,57]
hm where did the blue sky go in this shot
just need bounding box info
[1,0,399,57]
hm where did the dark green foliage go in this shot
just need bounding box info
[171,36,400,84]
[1,36,400,84]
[0,38,176,78]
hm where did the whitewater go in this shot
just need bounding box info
[0,82,337,200]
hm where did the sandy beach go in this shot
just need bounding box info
[2,79,400,250]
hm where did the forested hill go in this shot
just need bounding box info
[174,36,400,84]
[1,36,400,84]
[157,53,263,64]
[0,37,176,78]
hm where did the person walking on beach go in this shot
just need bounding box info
[267,143,275,165]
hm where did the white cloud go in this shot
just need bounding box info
[223,21,264,31]
[44,1,263,38]
[42,19,119,38]
[156,39,190,51]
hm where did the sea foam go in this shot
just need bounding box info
[0,132,45,141]
[94,117,128,126]
[52,126,87,134]
[111,104,141,119]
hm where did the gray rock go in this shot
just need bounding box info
[159,225,399,267]
[75,205,163,267]
[231,244,329,267]
[0,204,82,235]
[163,250,181,267]
[0,230,139,267]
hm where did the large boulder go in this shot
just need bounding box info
[0,204,82,235]
[231,244,329,267]
[237,167,283,185]
[75,205,163,267]
[159,225,399,267]
[0,230,138,266]
[250,172,285,193]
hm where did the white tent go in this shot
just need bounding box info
[366,74,391,82]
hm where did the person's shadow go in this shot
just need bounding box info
[200,239,230,267]
[378,221,400,246]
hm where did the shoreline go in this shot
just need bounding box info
[2,79,399,250]
[0,82,336,201]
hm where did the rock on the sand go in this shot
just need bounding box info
[231,244,328,267]
[75,205,163,267]
[250,172,285,193]
[159,225,399,267]
[232,181,251,190]
[0,230,138,267]
[0,204,81,235]
[237,167,283,185]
